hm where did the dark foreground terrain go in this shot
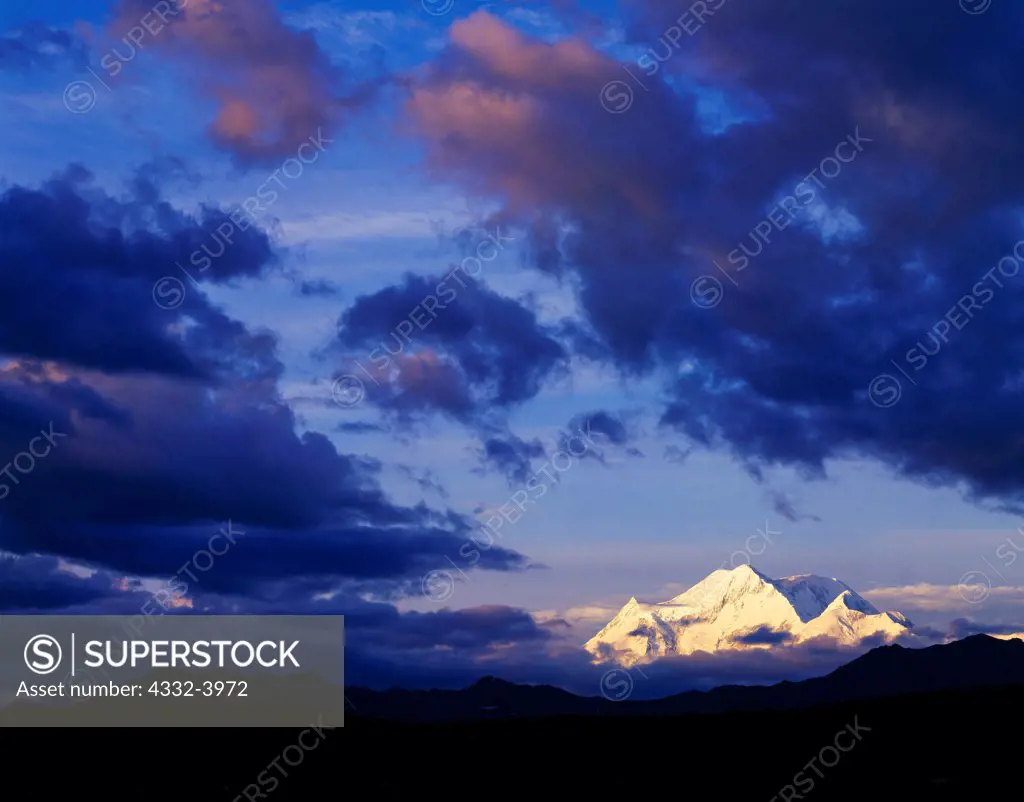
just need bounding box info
[10,637,1022,799]
[11,686,1022,799]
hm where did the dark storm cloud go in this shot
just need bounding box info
[335,421,386,434]
[470,411,640,484]
[297,278,341,297]
[0,165,277,377]
[575,411,628,446]
[107,0,348,167]
[734,625,794,646]
[397,5,1024,515]
[947,618,1023,639]
[0,362,529,597]
[663,444,693,464]
[561,410,644,464]
[0,555,118,610]
[0,165,533,609]
[768,491,821,524]
[335,271,571,421]
[395,465,450,500]
[474,429,546,484]
[351,604,552,651]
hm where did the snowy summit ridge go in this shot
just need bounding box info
[584,564,913,667]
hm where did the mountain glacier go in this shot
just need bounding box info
[584,564,913,666]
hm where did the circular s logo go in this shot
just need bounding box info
[960,0,991,14]
[24,634,62,674]
[153,276,186,310]
[867,374,901,408]
[690,275,724,309]
[63,81,97,114]
[957,570,991,604]
[600,80,633,114]
[599,668,634,701]
[422,569,455,602]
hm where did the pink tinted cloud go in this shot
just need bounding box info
[108,0,340,165]
[448,11,605,87]
[406,11,695,219]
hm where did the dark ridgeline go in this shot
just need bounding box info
[345,633,1024,720]
[11,635,1022,799]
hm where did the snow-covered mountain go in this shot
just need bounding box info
[584,565,913,666]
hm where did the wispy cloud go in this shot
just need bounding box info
[280,208,474,244]
[864,583,1024,611]
[285,6,422,50]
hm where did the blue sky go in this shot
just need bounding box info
[2,0,1024,692]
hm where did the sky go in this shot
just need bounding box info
[2,0,1024,696]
